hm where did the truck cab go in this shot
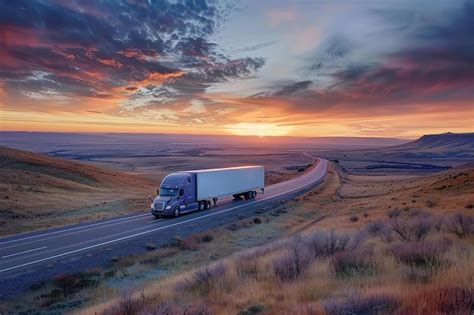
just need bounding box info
[150,172,198,218]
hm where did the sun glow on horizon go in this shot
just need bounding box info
[225,122,293,137]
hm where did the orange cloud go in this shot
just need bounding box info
[136,70,184,86]
[97,58,123,68]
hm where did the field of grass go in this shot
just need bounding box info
[4,161,472,314]
[0,146,158,236]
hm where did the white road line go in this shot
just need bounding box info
[0,215,157,251]
[0,213,150,247]
[0,160,327,274]
[2,247,47,259]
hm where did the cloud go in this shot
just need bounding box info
[273,81,313,96]
[0,0,265,111]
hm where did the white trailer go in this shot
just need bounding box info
[190,166,265,200]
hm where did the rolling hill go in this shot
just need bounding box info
[0,146,156,235]
[375,132,474,159]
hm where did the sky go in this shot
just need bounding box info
[0,0,473,138]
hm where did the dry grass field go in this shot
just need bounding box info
[5,161,468,314]
[0,146,156,235]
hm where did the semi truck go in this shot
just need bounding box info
[150,166,265,218]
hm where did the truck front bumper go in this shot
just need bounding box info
[151,208,172,217]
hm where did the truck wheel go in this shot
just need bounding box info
[251,191,256,198]
[207,200,212,209]
[154,215,161,219]
[198,201,205,211]
[233,194,241,200]
[244,192,251,200]
[174,207,180,217]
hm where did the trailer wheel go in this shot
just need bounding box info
[244,192,251,200]
[198,201,205,211]
[207,200,212,209]
[173,207,180,217]
[251,191,256,198]
[233,194,241,200]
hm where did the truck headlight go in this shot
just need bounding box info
[165,205,171,210]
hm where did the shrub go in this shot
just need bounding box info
[253,217,262,224]
[366,221,393,243]
[350,215,359,222]
[331,249,378,278]
[446,212,473,238]
[426,199,437,208]
[302,230,364,258]
[324,294,400,315]
[273,244,312,281]
[390,239,452,279]
[175,262,227,294]
[389,217,433,242]
[201,234,213,243]
[145,243,158,251]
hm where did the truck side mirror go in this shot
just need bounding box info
[156,189,159,196]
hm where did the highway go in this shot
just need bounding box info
[0,157,328,282]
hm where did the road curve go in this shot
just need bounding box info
[0,157,328,281]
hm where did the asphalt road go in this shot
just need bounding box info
[0,157,327,293]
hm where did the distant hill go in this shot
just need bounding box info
[0,146,155,235]
[381,132,474,159]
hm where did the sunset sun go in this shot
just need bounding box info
[225,123,293,137]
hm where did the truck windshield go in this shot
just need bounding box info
[159,188,178,196]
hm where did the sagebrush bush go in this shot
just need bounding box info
[273,244,312,281]
[390,239,452,279]
[302,230,364,258]
[331,249,378,278]
[349,215,359,222]
[175,262,227,294]
[324,294,400,315]
[366,221,393,243]
[389,217,433,242]
[446,212,473,238]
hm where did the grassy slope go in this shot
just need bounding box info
[0,146,156,235]
[59,162,472,314]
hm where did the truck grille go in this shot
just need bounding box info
[153,202,165,211]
